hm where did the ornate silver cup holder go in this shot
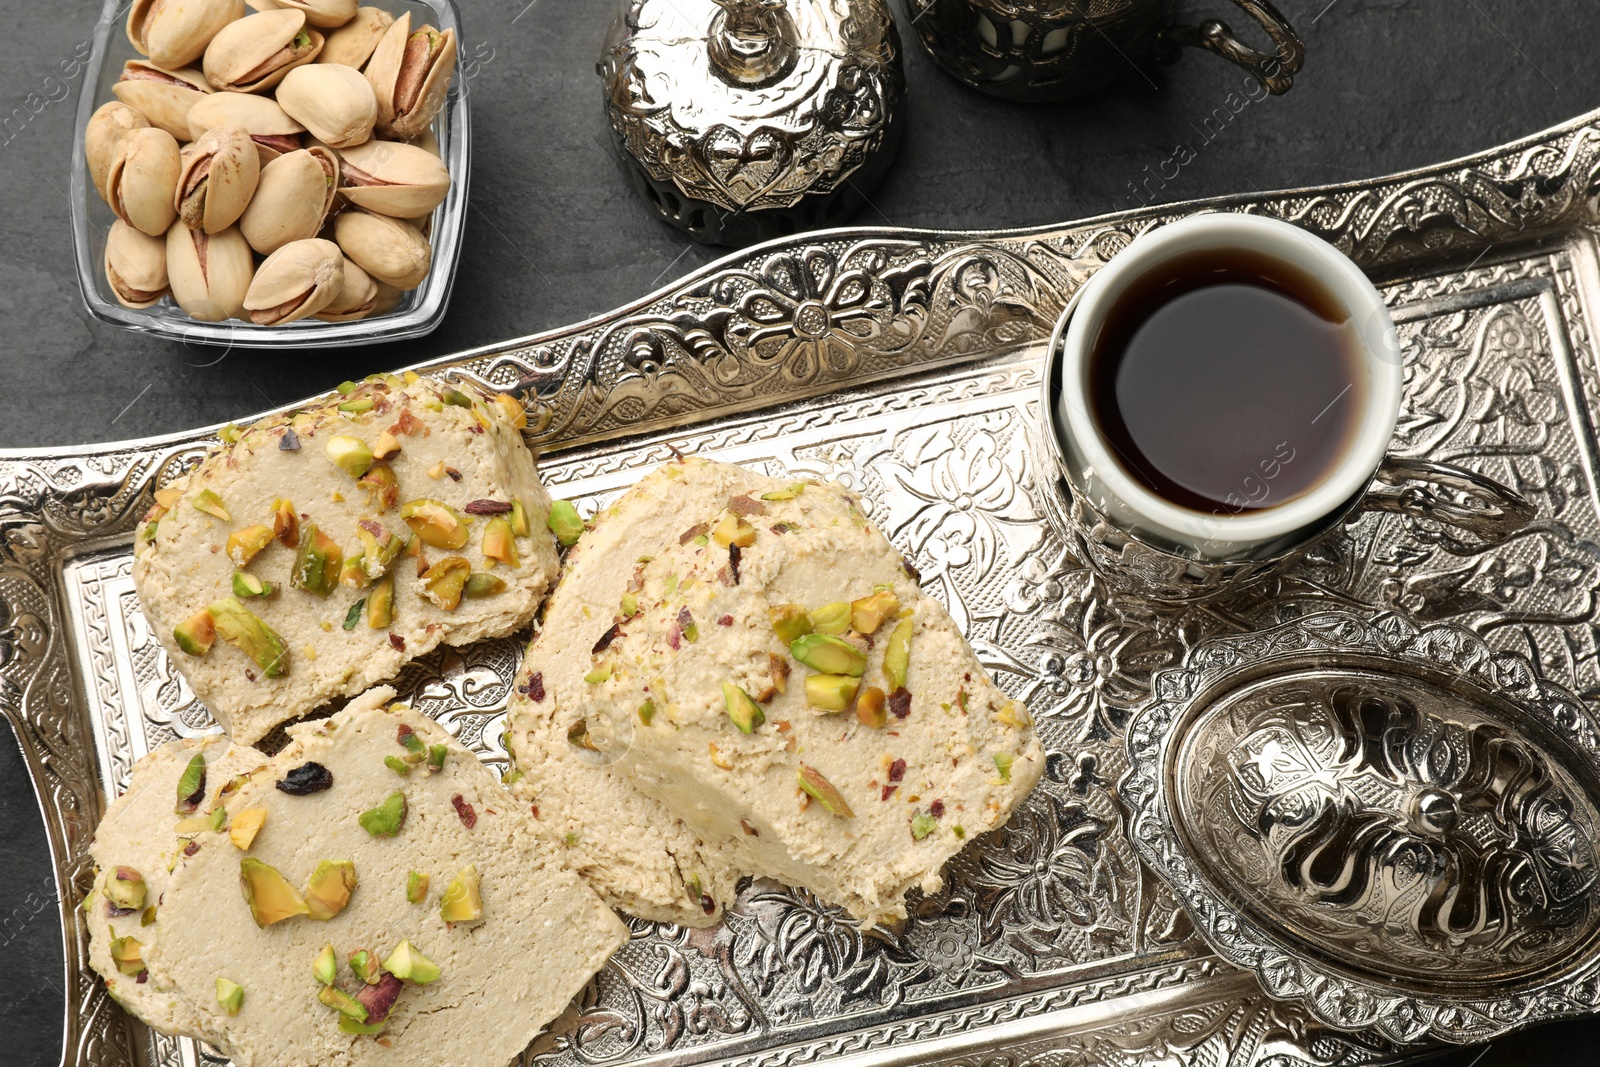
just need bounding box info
[1123,610,1600,1045]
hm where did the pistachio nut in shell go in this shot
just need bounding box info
[276,64,376,149]
[177,125,261,233]
[85,102,151,203]
[107,127,181,237]
[166,222,254,321]
[318,7,393,68]
[243,237,345,323]
[365,16,456,140]
[337,139,448,218]
[240,146,338,254]
[110,61,213,140]
[334,208,430,289]
[187,92,305,163]
[127,0,245,70]
[274,0,357,30]
[104,219,169,309]
[246,0,284,10]
[203,10,323,93]
[314,256,379,321]
[369,280,404,316]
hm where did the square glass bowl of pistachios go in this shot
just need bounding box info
[70,0,469,348]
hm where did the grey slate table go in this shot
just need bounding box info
[0,0,1594,1063]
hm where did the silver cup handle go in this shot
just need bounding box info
[1362,456,1536,544]
[1158,0,1306,95]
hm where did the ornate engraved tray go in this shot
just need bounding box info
[7,107,1600,1067]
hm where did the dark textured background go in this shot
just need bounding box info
[1,0,1595,1063]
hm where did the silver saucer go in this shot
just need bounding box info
[1123,610,1600,1044]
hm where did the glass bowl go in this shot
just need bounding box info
[70,0,470,348]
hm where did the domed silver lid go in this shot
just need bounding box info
[599,0,905,245]
[1123,611,1600,1045]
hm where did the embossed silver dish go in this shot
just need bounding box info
[1123,611,1600,1045]
[10,109,1600,1067]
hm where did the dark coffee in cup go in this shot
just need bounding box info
[1086,247,1369,515]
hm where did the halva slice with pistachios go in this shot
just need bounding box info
[133,373,560,744]
[145,687,628,1066]
[578,458,1044,927]
[86,735,269,1051]
[506,470,746,927]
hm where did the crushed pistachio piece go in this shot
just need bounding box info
[213,979,242,1018]
[343,599,365,630]
[383,940,441,984]
[240,857,310,926]
[208,597,289,677]
[509,499,531,536]
[993,752,1013,784]
[547,500,584,546]
[326,434,374,478]
[482,517,519,568]
[291,525,343,597]
[464,572,506,598]
[368,571,395,628]
[438,864,483,924]
[313,944,338,985]
[174,609,217,657]
[271,497,299,547]
[856,686,888,728]
[226,524,275,567]
[109,934,145,976]
[402,499,470,549]
[638,699,655,725]
[722,681,765,733]
[231,570,273,598]
[229,807,266,850]
[884,616,913,690]
[712,513,757,547]
[349,949,381,984]
[175,754,207,815]
[760,483,805,501]
[805,673,859,712]
[850,590,901,634]
[358,792,407,837]
[770,604,812,644]
[192,489,230,521]
[420,556,472,610]
[106,867,147,912]
[406,871,429,904]
[318,983,368,1021]
[385,754,411,775]
[809,601,851,635]
[910,811,938,840]
[797,763,855,819]
[791,634,868,677]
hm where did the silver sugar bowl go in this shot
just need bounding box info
[600,0,906,247]
[905,0,1304,102]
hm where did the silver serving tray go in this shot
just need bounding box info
[8,107,1600,1067]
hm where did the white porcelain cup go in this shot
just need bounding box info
[1054,213,1405,561]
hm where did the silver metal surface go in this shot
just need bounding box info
[1124,611,1600,1045]
[599,0,904,245]
[903,0,1303,103]
[7,107,1600,1067]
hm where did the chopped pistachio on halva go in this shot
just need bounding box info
[86,735,269,1051]
[574,459,1044,927]
[506,467,744,927]
[134,374,559,744]
[145,687,628,1066]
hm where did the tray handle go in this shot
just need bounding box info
[1159,0,1306,95]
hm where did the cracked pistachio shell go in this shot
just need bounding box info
[177,125,261,233]
[334,208,429,289]
[127,0,245,70]
[243,237,344,323]
[275,63,376,149]
[314,256,379,321]
[110,61,213,140]
[365,14,456,140]
[318,7,393,69]
[166,222,254,321]
[108,127,181,236]
[105,219,170,309]
[203,10,323,93]
[337,138,448,217]
[186,92,305,165]
[85,102,151,204]
[240,146,338,254]
[369,280,404,316]
[274,0,357,30]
